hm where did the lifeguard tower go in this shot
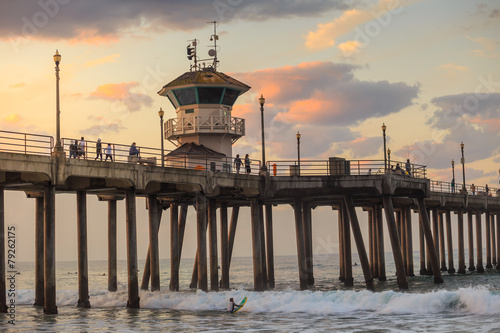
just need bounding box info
[158,22,250,170]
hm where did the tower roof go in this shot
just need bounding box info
[158,69,250,96]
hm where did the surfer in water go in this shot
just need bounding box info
[226,298,236,313]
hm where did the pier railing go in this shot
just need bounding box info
[0,130,54,155]
[430,180,499,197]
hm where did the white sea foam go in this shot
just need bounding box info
[17,286,500,315]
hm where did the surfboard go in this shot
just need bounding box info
[232,297,247,314]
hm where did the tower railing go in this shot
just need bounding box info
[165,115,245,139]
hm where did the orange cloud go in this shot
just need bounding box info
[338,40,361,56]
[84,54,120,68]
[8,82,25,89]
[91,82,137,100]
[69,29,119,45]
[3,114,23,124]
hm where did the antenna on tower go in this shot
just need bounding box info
[187,39,198,71]
[207,21,219,71]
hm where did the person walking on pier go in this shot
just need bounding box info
[405,159,411,176]
[105,143,113,161]
[244,154,251,174]
[485,184,489,196]
[234,154,242,174]
[69,140,77,158]
[471,183,476,195]
[95,139,102,161]
[451,178,455,193]
[78,137,86,159]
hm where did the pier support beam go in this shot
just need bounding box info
[265,204,275,289]
[376,205,386,281]
[405,207,414,276]
[35,195,45,305]
[457,208,466,274]
[491,214,496,266]
[302,203,314,286]
[44,184,58,314]
[293,198,308,289]
[416,198,443,284]
[170,203,180,291]
[485,211,492,269]
[432,209,440,270]
[341,203,353,287]
[208,198,218,291]
[250,199,265,291]
[178,204,188,260]
[228,206,240,269]
[220,204,229,289]
[108,200,117,292]
[258,204,268,289]
[344,196,373,286]
[438,211,447,271]
[476,211,484,273]
[338,206,345,282]
[419,215,427,275]
[125,189,140,308]
[445,210,455,274]
[497,212,500,270]
[141,205,163,291]
[468,211,475,271]
[0,188,6,313]
[382,195,408,289]
[76,191,91,308]
[196,194,208,291]
[147,195,160,291]
[368,208,375,277]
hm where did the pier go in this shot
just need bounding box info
[0,130,499,314]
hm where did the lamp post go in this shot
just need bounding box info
[259,94,267,172]
[451,159,455,193]
[460,142,466,192]
[296,131,301,176]
[382,123,387,171]
[387,148,391,170]
[53,50,62,152]
[158,107,165,167]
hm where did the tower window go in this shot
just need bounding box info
[173,87,196,106]
[198,87,224,104]
[221,88,240,106]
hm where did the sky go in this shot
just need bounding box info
[1,0,500,264]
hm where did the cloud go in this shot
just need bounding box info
[80,115,125,137]
[89,82,153,112]
[8,82,25,89]
[440,63,468,76]
[0,0,350,43]
[467,36,500,58]
[490,9,500,18]
[84,54,120,68]
[337,40,361,57]
[305,0,406,51]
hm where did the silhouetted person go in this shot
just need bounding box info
[95,138,102,160]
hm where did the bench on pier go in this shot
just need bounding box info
[128,156,156,166]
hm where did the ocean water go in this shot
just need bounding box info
[4,254,500,332]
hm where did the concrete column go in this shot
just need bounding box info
[497,213,500,270]
[76,191,90,308]
[485,211,492,269]
[258,204,268,290]
[342,203,353,287]
[250,199,264,291]
[170,203,180,291]
[445,210,455,273]
[368,208,374,276]
[147,195,160,292]
[426,209,433,276]
[405,207,414,276]
[468,211,475,271]
[141,205,163,291]
[178,204,187,263]
[265,204,275,289]
[457,208,466,274]
[196,194,208,291]
[43,184,57,314]
[344,196,373,286]
[402,209,408,271]
[338,206,345,282]
[302,203,314,286]
[220,204,229,289]
[208,198,218,291]
[293,198,308,289]
[34,196,45,306]
[125,189,139,308]
[376,205,386,281]
[476,211,484,273]
[432,209,440,269]
[382,195,408,289]
[492,214,497,266]
[416,197,443,284]
[0,188,6,313]
[438,211,447,271]
[419,215,427,275]
[228,206,240,268]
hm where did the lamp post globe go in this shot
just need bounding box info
[158,107,165,167]
[259,94,267,172]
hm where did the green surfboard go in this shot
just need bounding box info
[232,297,247,313]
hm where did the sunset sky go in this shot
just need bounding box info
[1,0,500,263]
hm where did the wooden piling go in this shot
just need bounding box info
[457,208,466,274]
[382,195,408,289]
[419,215,427,275]
[43,184,58,314]
[497,212,500,270]
[401,208,408,272]
[485,211,492,269]
[468,211,475,271]
[265,204,275,289]
[220,203,229,289]
[170,203,180,291]
[147,195,160,291]
[416,197,443,284]
[196,194,208,291]
[338,206,345,282]
[250,199,265,291]
[376,204,386,281]
[208,198,219,291]
[342,203,353,287]
[258,203,268,290]
[492,214,497,266]
[405,207,414,276]
[0,188,6,313]
[76,191,91,308]
[34,196,45,305]
[368,208,374,276]
[445,210,455,273]
[344,195,373,286]
[302,202,314,286]
[228,206,240,268]
[125,189,140,308]
[178,204,188,259]
[432,209,440,270]
[426,209,433,276]
[438,211,447,271]
[476,211,484,273]
[141,205,163,291]
[293,198,308,289]
[107,200,118,292]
